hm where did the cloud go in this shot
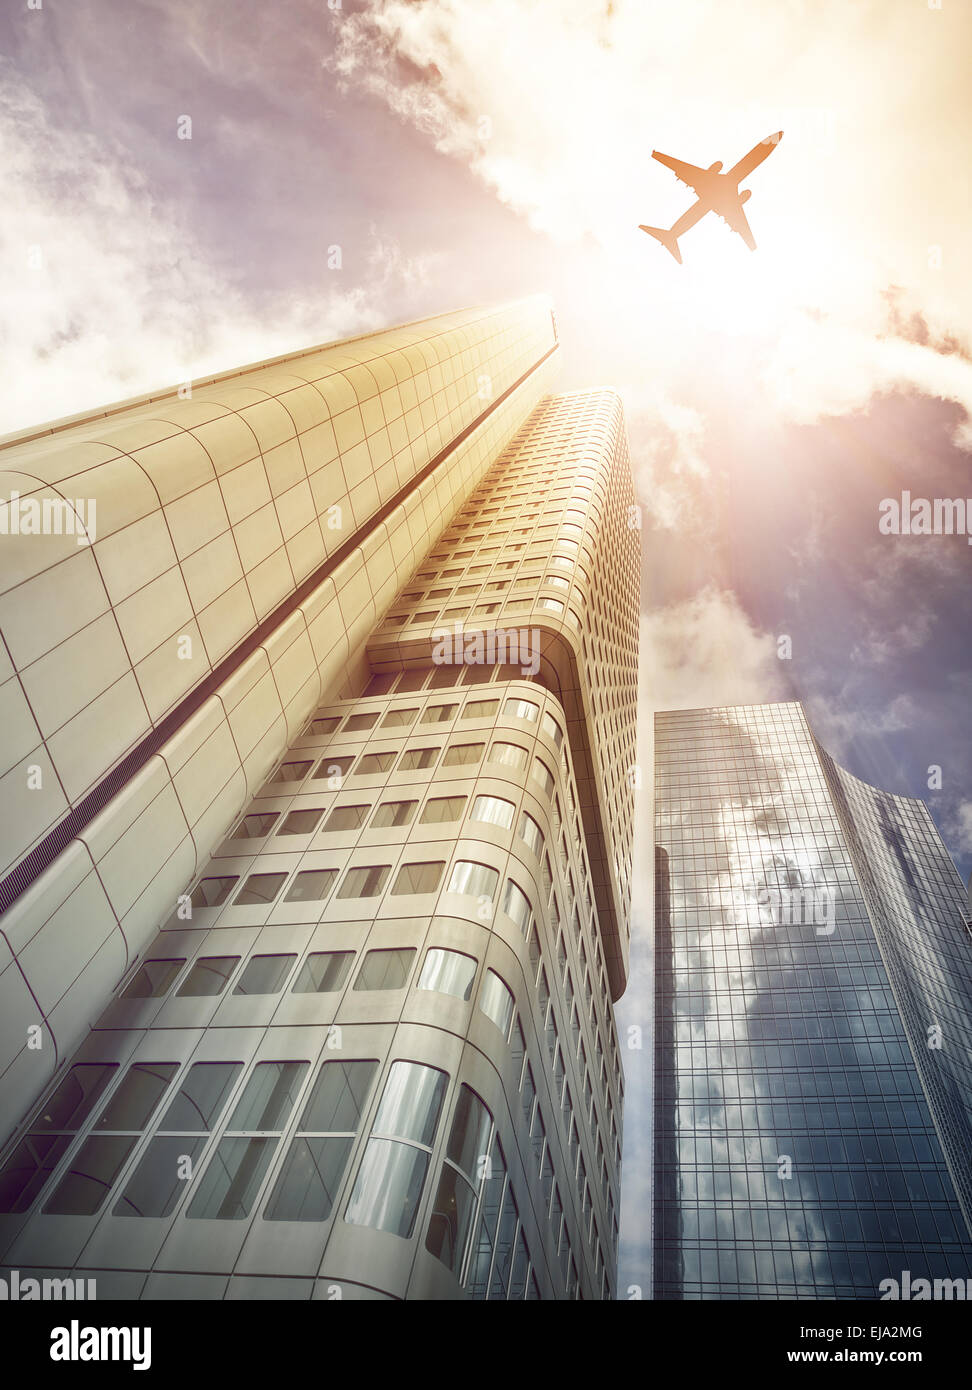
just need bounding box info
[641,588,787,712]
[626,391,710,532]
[328,0,972,445]
[942,803,972,863]
[0,63,411,435]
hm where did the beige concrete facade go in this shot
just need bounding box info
[0,300,637,1300]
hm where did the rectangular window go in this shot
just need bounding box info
[381,707,419,728]
[191,877,238,908]
[418,948,477,1001]
[391,861,445,895]
[354,752,397,775]
[234,873,287,905]
[346,1061,448,1238]
[264,1060,378,1222]
[230,811,279,839]
[443,743,483,767]
[121,959,185,1000]
[337,864,391,899]
[177,956,239,997]
[353,948,415,991]
[448,861,499,900]
[324,804,371,832]
[422,703,459,724]
[284,869,337,903]
[371,800,417,828]
[313,754,355,781]
[233,954,296,996]
[269,760,313,783]
[277,809,324,836]
[398,747,439,771]
[420,795,466,824]
[291,952,354,994]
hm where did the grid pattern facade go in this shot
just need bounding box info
[369,390,640,996]
[0,375,636,1299]
[653,702,972,1300]
[0,300,559,1158]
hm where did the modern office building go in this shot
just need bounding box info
[0,298,637,1299]
[653,702,972,1299]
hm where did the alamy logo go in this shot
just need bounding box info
[50,1320,151,1371]
[432,623,541,677]
[0,491,97,544]
[878,491,972,543]
[0,1269,96,1300]
[879,1270,972,1300]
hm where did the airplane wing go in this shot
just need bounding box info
[670,200,707,238]
[651,150,710,194]
[726,132,782,182]
[720,200,756,251]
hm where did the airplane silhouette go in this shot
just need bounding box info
[640,131,783,263]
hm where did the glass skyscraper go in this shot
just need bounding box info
[0,300,637,1299]
[653,701,972,1299]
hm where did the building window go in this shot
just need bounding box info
[269,760,313,784]
[0,1064,119,1213]
[502,880,532,935]
[488,741,528,770]
[264,1060,378,1222]
[391,861,445,895]
[443,742,484,767]
[234,872,287,905]
[291,952,354,994]
[353,949,415,991]
[324,804,371,832]
[230,811,279,839]
[187,1061,309,1220]
[422,703,459,723]
[285,869,337,903]
[309,715,341,736]
[121,959,185,1000]
[233,954,296,996]
[541,713,564,748]
[471,795,515,830]
[464,699,499,719]
[344,713,379,731]
[382,707,419,728]
[176,956,239,997]
[354,752,397,775]
[345,1061,448,1238]
[504,698,539,723]
[448,861,499,900]
[479,970,515,1039]
[420,795,467,824]
[398,747,439,771]
[371,800,417,828]
[43,1063,179,1216]
[277,809,324,835]
[313,754,355,782]
[518,812,544,858]
[191,876,238,908]
[114,1062,242,1218]
[337,864,391,899]
[418,948,477,1001]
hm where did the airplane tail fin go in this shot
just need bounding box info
[639,224,682,264]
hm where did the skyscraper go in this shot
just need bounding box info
[653,701,972,1299]
[0,299,638,1300]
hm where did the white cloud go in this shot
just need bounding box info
[329,0,972,446]
[944,802,972,858]
[0,65,408,435]
[641,588,787,712]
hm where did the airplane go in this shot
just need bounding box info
[639,131,783,263]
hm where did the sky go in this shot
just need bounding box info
[2,0,971,1296]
